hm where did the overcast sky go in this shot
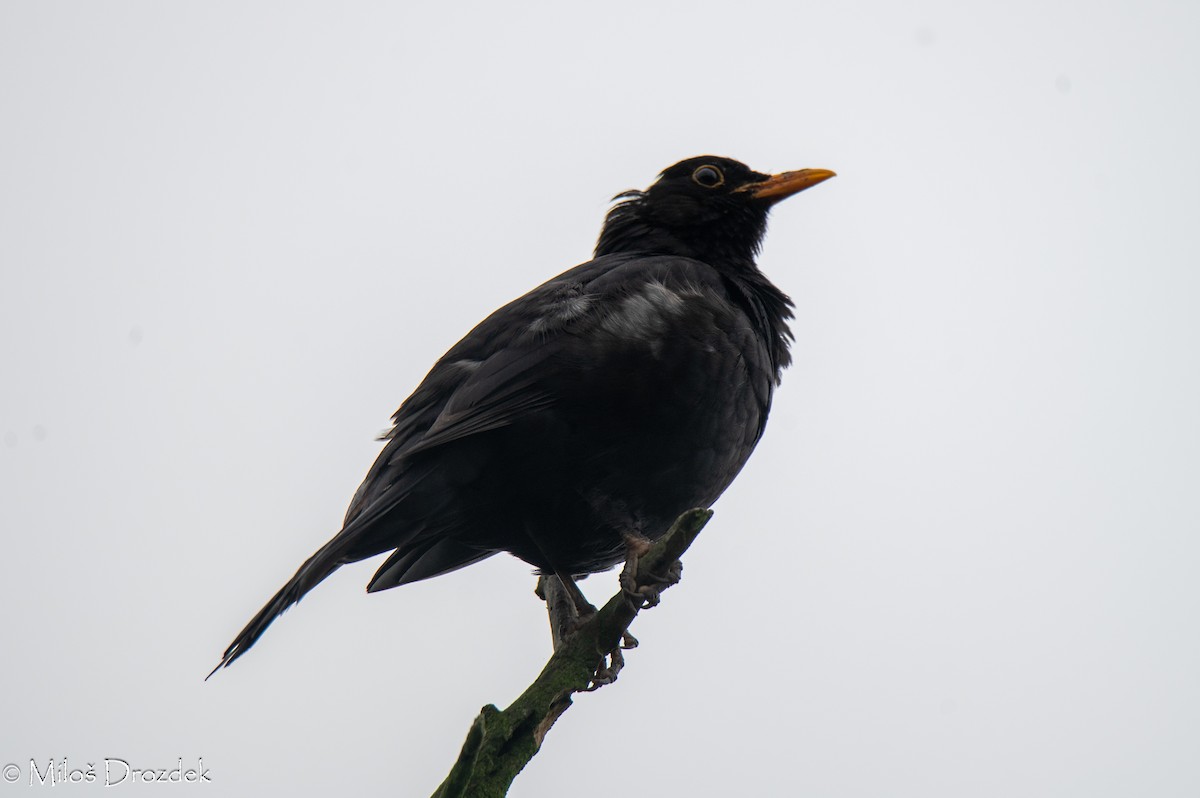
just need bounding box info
[2,1,1198,795]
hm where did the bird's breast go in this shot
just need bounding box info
[554,279,774,505]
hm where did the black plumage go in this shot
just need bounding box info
[210,156,834,674]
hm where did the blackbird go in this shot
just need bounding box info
[210,156,834,674]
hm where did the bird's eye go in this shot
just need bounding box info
[692,165,725,188]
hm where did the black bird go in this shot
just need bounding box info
[210,156,834,674]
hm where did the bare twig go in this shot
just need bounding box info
[535,574,579,652]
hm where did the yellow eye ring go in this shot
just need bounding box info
[692,165,725,188]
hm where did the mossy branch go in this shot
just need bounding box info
[429,508,713,798]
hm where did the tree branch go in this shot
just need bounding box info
[429,508,713,798]
[536,571,580,653]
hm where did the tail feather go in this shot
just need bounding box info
[206,537,350,679]
[208,480,426,679]
[207,473,453,679]
[367,538,495,592]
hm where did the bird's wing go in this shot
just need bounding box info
[401,346,560,455]
[381,253,751,458]
[406,253,749,457]
[343,253,644,523]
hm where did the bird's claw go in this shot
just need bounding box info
[580,531,688,689]
[620,558,683,610]
[585,646,625,691]
[617,530,683,609]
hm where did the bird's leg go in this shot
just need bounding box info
[525,519,597,621]
[538,571,626,687]
[555,570,597,619]
[536,572,599,651]
[618,531,683,610]
[541,529,687,689]
[582,529,686,688]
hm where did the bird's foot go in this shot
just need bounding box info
[584,646,625,691]
[619,537,683,610]
[584,629,641,689]
[619,566,682,609]
[536,573,597,616]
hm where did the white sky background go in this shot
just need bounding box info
[2,1,1198,795]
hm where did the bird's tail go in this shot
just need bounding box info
[206,535,352,679]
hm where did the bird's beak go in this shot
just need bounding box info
[742,168,837,203]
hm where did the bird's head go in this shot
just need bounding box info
[595,156,835,266]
